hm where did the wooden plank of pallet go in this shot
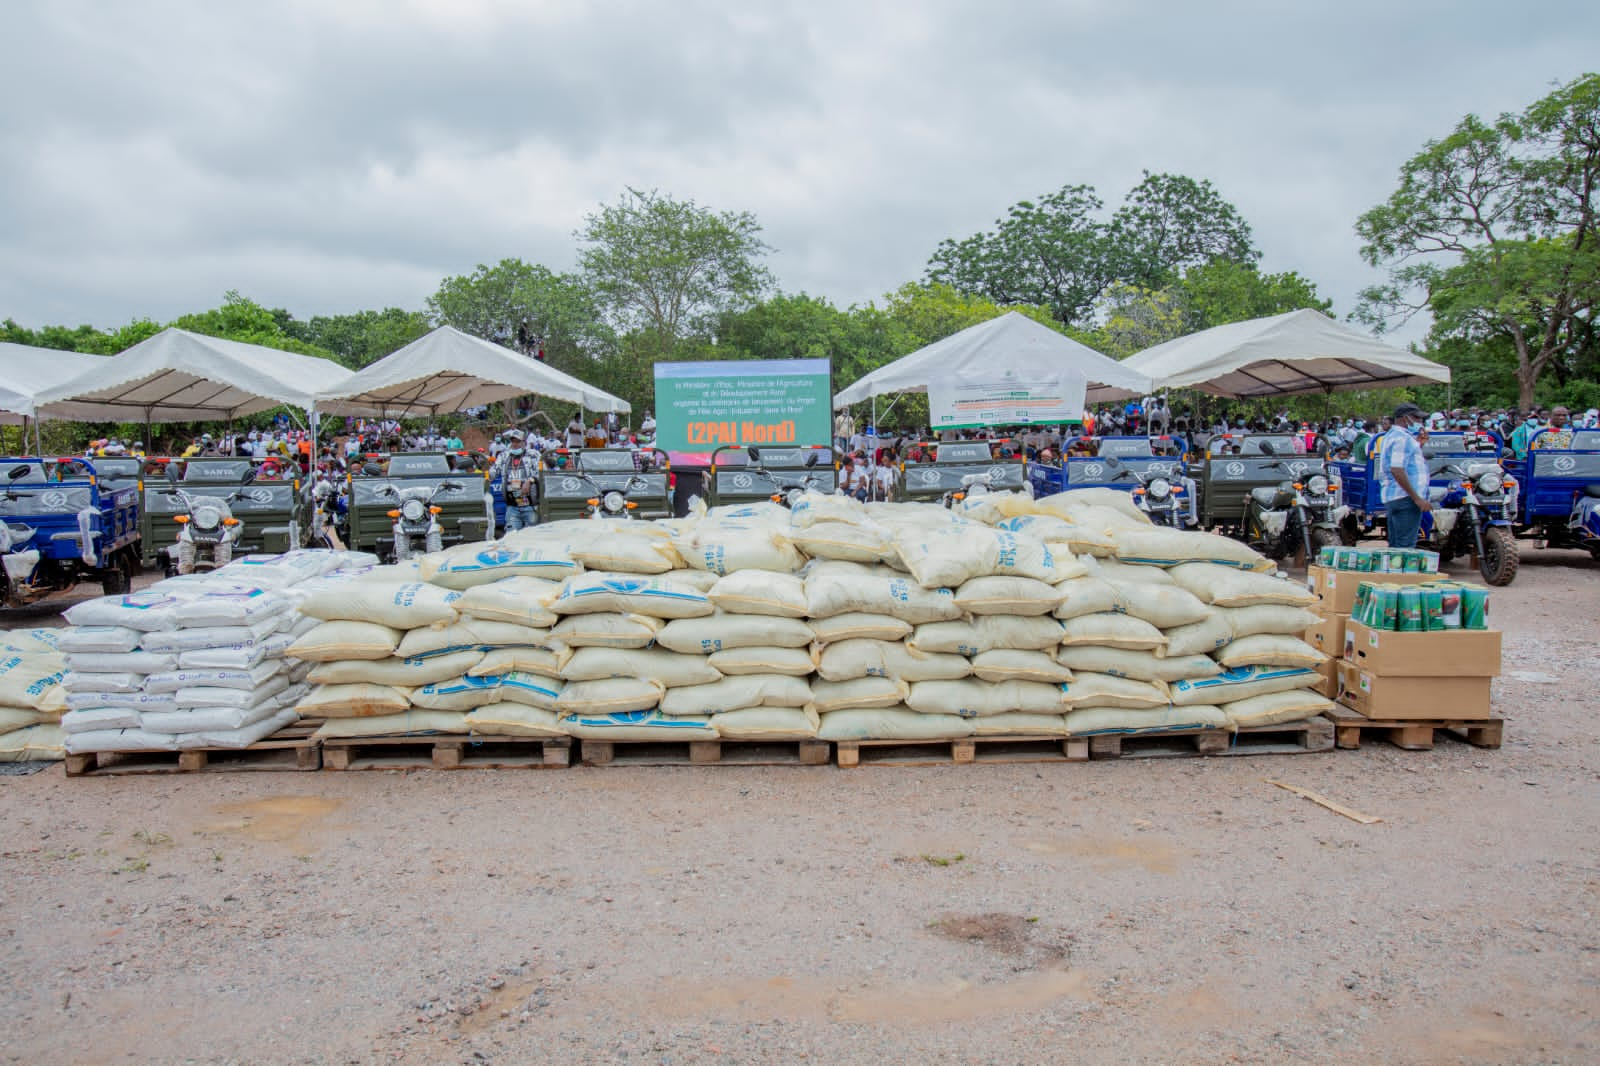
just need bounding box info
[834,735,1089,768]
[1324,703,1504,751]
[580,739,830,767]
[321,734,571,770]
[1086,717,1334,761]
[64,720,327,777]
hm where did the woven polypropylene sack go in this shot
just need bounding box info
[294,683,411,718]
[908,616,1065,655]
[1212,635,1325,669]
[297,581,459,628]
[1169,665,1320,707]
[707,570,809,618]
[548,613,663,649]
[561,647,722,687]
[970,649,1074,684]
[816,640,970,683]
[1220,605,1324,639]
[711,706,820,740]
[462,703,568,736]
[905,679,1063,718]
[455,577,563,628]
[1221,689,1335,727]
[1166,563,1316,607]
[287,621,403,662]
[1064,704,1227,735]
[816,708,973,741]
[307,650,484,688]
[1057,613,1168,652]
[659,675,814,715]
[1059,672,1169,710]
[553,572,713,620]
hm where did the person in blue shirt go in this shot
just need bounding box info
[1379,403,1432,548]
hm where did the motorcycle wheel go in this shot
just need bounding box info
[100,550,130,596]
[1339,515,1361,546]
[393,539,411,564]
[1479,526,1519,586]
[1590,544,1600,562]
[1309,527,1339,558]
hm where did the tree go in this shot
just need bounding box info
[428,258,614,374]
[1356,72,1600,410]
[289,308,433,369]
[925,173,1260,327]
[169,291,332,358]
[578,188,774,357]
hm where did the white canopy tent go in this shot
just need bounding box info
[833,312,1154,423]
[0,343,115,454]
[1122,309,1451,397]
[315,325,630,417]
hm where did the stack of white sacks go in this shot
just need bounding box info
[280,489,1333,747]
[0,628,68,762]
[58,551,372,757]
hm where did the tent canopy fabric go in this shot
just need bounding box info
[833,312,1153,410]
[0,343,113,422]
[32,328,359,422]
[315,325,630,416]
[1122,309,1451,398]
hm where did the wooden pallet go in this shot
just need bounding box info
[579,738,830,767]
[1085,717,1335,760]
[1324,703,1504,751]
[64,720,323,777]
[321,734,572,770]
[834,735,1090,768]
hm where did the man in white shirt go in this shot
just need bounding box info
[872,461,896,502]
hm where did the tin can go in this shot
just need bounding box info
[1355,549,1372,572]
[1379,585,1400,630]
[1318,544,1337,567]
[1460,585,1489,630]
[1422,586,1445,630]
[1419,550,1440,574]
[1397,587,1423,632]
[1438,585,1462,629]
[1404,550,1424,573]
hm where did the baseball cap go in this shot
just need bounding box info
[1392,403,1425,420]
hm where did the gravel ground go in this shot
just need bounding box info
[2,551,1597,1065]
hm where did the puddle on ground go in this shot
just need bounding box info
[1018,833,1181,874]
[202,796,343,844]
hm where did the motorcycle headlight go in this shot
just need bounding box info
[401,499,426,522]
[1307,474,1329,496]
[1475,472,1500,495]
[602,491,625,513]
[1147,477,1171,500]
[785,488,804,507]
[192,505,222,530]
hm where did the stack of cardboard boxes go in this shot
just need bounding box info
[1303,561,1501,721]
[1302,562,1433,701]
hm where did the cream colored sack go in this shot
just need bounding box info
[682,524,806,575]
[954,576,1063,616]
[1213,635,1325,669]
[314,710,468,738]
[816,708,973,741]
[1166,563,1316,607]
[420,543,580,589]
[894,526,1068,588]
[1065,704,1227,735]
[1117,583,1213,629]
[816,640,970,683]
[1113,529,1272,571]
[711,706,820,740]
[789,521,896,564]
[549,613,663,649]
[298,580,459,627]
[397,620,553,659]
[1169,665,1320,706]
[1084,556,1178,585]
[1162,614,1235,657]
[787,492,867,528]
[1057,613,1168,652]
[804,565,962,624]
[998,513,1116,557]
[0,723,65,761]
[1221,689,1335,727]
[906,679,1063,717]
[308,650,483,687]
[660,675,813,715]
[295,683,411,718]
[1052,576,1126,620]
[1059,672,1169,709]
[1056,646,1221,683]
[569,536,684,575]
[970,649,1074,684]
[707,570,808,618]
[490,672,564,710]
[463,703,568,737]
[972,712,1068,737]
[455,576,563,628]
[707,646,817,677]
[561,647,722,687]
[468,646,567,679]
[561,709,717,741]
[808,613,912,645]
[410,674,505,712]
[555,678,665,715]
[1221,605,1324,639]
[808,677,909,713]
[656,612,814,654]
[908,616,1064,655]
[554,572,713,619]
[288,621,403,662]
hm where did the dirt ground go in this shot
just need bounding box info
[2,551,1598,1065]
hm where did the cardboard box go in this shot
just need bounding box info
[1307,566,1433,616]
[1311,656,1339,699]
[1304,613,1348,658]
[1341,620,1502,678]
[1337,661,1492,720]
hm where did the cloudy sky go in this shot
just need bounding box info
[2,1,1596,339]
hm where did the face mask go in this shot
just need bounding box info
[510,448,525,457]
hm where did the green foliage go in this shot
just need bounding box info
[428,259,614,374]
[169,291,332,358]
[288,308,433,369]
[578,187,774,355]
[926,172,1260,327]
[1357,72,1600,409]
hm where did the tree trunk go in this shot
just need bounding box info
[1517,366,1537,412]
